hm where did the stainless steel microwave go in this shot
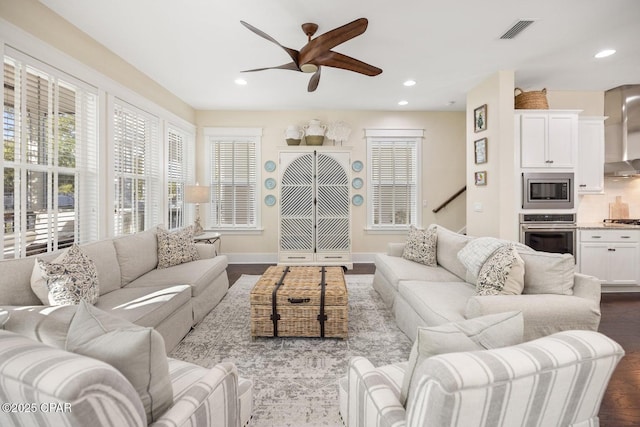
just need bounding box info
[522,172,574,209]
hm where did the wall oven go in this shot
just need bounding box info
[520,213,576,256]
[522,172,574,210]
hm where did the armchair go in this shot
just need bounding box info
[341,330,624,427]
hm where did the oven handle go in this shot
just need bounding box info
[520,224,577,230]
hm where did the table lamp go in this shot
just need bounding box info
[185,184,209,235]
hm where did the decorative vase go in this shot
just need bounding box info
[285,125,303,145]
[303,119,326,146]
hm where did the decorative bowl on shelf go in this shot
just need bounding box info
[286,138,301,146]
[305,135,324,146]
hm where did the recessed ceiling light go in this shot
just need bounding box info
[234,78,248,85]
[594,49,616,59]
[403,80,416,87]
[398,100,409,106]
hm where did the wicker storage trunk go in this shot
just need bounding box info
[250,266,348,339]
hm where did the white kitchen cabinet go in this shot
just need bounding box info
[579,229,640,285]
[278,150,352,268]
[577,117,606,194]
[517,111,579,169]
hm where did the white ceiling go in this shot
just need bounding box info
[39,0,640,111]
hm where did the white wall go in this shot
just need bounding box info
[578,176,640,222]
[196,110,466,260]
[466,71,517,240]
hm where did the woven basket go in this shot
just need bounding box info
[514,87,549,109]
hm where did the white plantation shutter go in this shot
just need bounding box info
[205,128,261,229]
[366,129,422,229]
[166,124,194,229]
[2,52,99,259]
[113,100,160,236]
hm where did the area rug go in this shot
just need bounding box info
[170,274,413,427]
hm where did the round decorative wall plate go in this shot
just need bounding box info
[351,160,363,172]
[264,195,276,206]
[264,178,277,190]
[264,160,276,172]
[352,194,364,206]
[352,177,363,189]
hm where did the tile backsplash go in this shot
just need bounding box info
[578,176,640,222]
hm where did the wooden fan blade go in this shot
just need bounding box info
[240,21,300,65]
[307,67,321,92]
[313,51,382,76]
[306,18,369,52]
[241,62,300,73]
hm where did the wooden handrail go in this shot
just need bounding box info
[432,186,466,213]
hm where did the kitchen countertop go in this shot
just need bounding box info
[577,223,640,230]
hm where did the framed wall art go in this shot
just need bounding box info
[474,104,487,133]
[474,138,487,164]
[474,171,487,186]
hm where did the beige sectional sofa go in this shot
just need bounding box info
[0,227,229,351]
[373,225,602,341]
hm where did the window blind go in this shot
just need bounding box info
[367,136,419,229]
[113,100,160,236]
[2,53,99,259]
[166,124,194,229]
[209,137,258,228]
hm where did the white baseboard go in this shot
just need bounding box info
[225,252,376,264]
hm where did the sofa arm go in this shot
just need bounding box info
[151,362,240,427]
[347,356,406,427]
[572,273,602,305]
[466,294,601,341]
[387,243,406,257]
[195,243,217,259]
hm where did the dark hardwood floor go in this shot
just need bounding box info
[226,264,640,426]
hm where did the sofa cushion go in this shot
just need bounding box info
[435,225,473,280]
[157,226,199,269]
[0,305,77,348]
[400,311,523,406]
[113,228,158,286]
[519,250,574,295]
[0,309,8,327]
[127,256,227,298]
[397,281,475,326]
[375,253,461,291]
[402,226,437,266]
[32,245,99,306]
[0,257,43,306]
[95,284,191,328]
[66,301,173,422]
[476,244,525,296]
[80,239,122,295]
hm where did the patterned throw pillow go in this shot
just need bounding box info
[157,225,200,269]
[33,244,99,306]
[476,244,525,296]
[402,225,437,266]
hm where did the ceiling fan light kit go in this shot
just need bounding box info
[240,18,382,92]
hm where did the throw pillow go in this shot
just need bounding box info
[156,225,199,269]
[31,244,99,306]
[476,244,525,296]
[66,301,173,422]
[402,225,437,266]
[457,237,505,279]
[399,311,523,406]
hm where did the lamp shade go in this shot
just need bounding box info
[185,185,210,204]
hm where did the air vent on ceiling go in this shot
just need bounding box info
[500,20,535,39]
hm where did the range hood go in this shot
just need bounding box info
[604,85,640,176]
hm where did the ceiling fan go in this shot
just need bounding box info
[240,17,383,92]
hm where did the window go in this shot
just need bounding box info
[2,52,99,259]
[205,127,262,230]
[366,129,423,230]
[166,125,194,229]
[112,100,160,236]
